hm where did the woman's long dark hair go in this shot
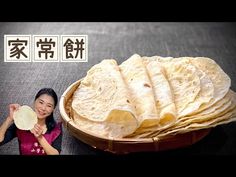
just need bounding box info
[34,88,58,132]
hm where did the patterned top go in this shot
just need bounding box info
[0,122,62,155]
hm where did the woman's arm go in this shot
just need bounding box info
[0,104,20,143]
[0,117,14,143]
[37,135,60,155]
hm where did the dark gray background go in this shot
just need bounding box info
[0,22,236,155]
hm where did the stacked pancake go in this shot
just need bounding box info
[71,54,236,139]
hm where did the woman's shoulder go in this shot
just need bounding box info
[46,121,62,140]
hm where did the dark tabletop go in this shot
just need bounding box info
[0,22,236,156]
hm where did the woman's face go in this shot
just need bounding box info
[34,94,55,119]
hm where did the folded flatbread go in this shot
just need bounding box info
[119,54,159,128]
[72,59,139,138]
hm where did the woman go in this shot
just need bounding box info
[0,88,62,155]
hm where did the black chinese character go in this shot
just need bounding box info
[8,38,28,59]
[36,38,55,59]
[64,38,84,59]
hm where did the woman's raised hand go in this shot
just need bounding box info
[8,103,21,122]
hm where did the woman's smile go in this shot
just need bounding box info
[34,94,55,119]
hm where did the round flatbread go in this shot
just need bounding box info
[13,105,37,130]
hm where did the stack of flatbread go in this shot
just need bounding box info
[71,54,236,139]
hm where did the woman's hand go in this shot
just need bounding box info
[30,124,44,138]
[7,104,21,122]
